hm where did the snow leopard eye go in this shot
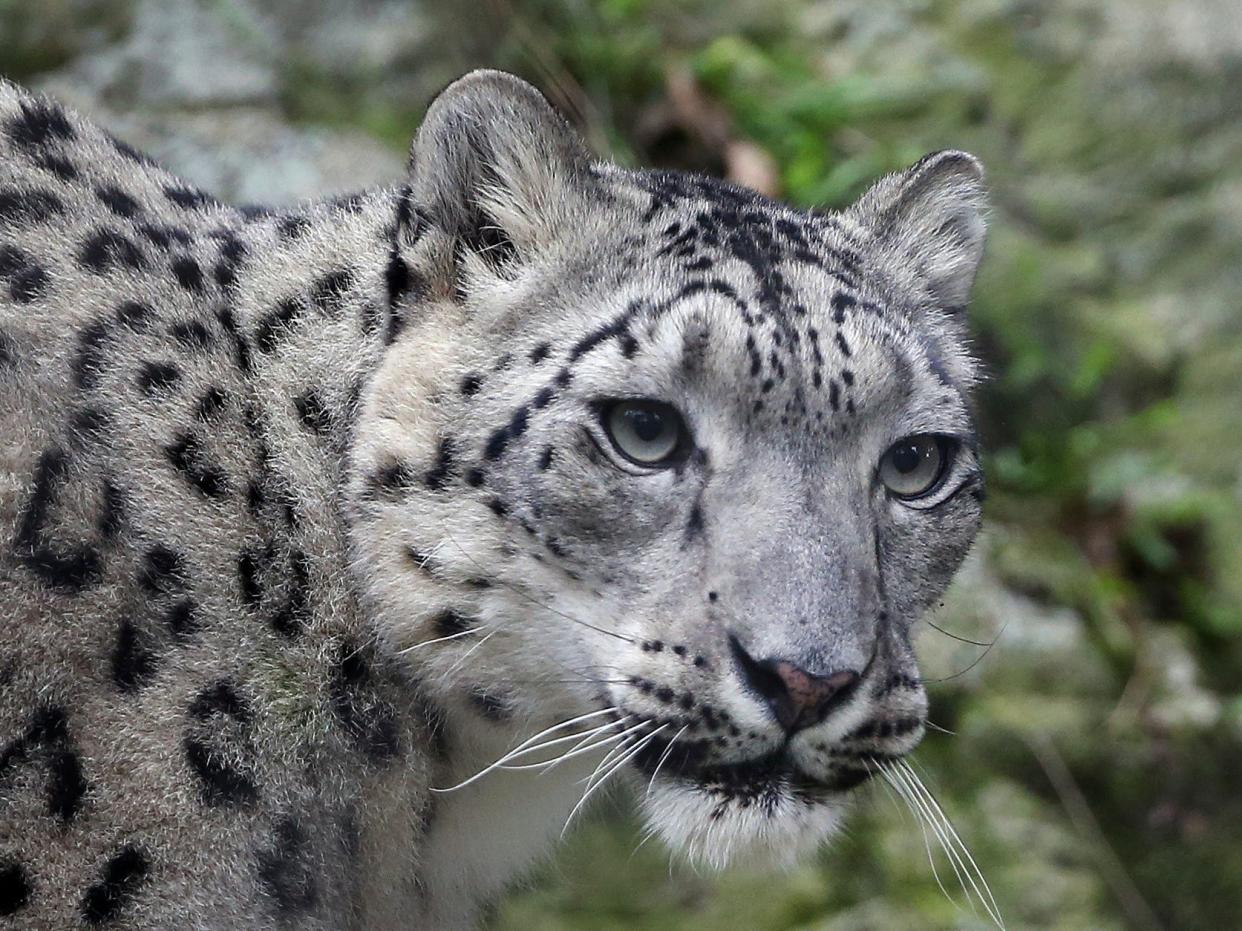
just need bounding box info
[602,400,686,467]
[878,435,955,499]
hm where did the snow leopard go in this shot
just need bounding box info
[0,69,987,928]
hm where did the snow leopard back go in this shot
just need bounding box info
[0,80,439,929]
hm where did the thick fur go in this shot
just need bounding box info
[0,70,986,929]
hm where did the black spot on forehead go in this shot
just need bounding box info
[47,739,87,820]
[70,406,111,445]
[136,222,192,251]
[278,214,311,240]
[0,245,50,304]
[35,152,78,181]
[329,642,399,762]
[165,598,199,640]
[634,168,775,222]
[165,433,230,498]
[14,447,104,592]
[140,544,184,593]
[140,362,181,394]
[171,320,212,352]
[109,136,157,167]
[255,299,300,354]
[116,300,154,330]
[270,549,310,637]
[293,389,333,435]
[7,263,48,304]
[311,268,354,313]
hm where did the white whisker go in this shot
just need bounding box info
[884,762,974,913]
[574,718,654,784]
[876,760,956,906]
[440,628,496,679]
[498,720,633,772]
[885,761,992,927]
[431,708,622,793]
[493,719,622,770]
[899,760,1004,929]
[562,725,666,838]
[645,724,688,799]
[396,626,479,654]
[577,723,642,789]
[439,531,638,644]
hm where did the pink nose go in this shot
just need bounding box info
[770,663,861,731]
[731,637,861,733]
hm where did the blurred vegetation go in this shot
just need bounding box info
[4,0,1240,927]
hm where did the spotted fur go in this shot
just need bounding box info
[0,70,987,928]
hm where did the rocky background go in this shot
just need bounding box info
[3,0,1240,928]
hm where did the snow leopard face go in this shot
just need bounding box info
[348,72,986,869]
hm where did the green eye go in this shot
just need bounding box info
[879,435,953,498]
[603,400,686,467]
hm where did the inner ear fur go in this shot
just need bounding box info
[406,70,595,265]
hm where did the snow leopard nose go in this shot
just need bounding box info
[729,636,861,734]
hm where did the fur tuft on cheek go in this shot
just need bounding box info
[638,777,847,872]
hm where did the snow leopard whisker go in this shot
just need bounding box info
[922,617,1011,683]
[494,718,630,771]
[524,717,649,774]
[864,757,908,820]
[923,617,993,647]
[572,733,634,808]
[873,758,957,907]
[503,726,635,776]
[887,762,977,911]
[437,529,640,644]
[899,759,1003,928]
[439,628,497,680]
[574,719,655,787]
[881,759,1004,929]
[562,725,666,839]
[645,724,689,799]
[568,719,655,784]
[396,625,480,654]
[879,761,974,918]
[432,707,624,792]
[578,724,649,795]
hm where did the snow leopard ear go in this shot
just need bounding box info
[406,70,594,274]
[848,150,987,313]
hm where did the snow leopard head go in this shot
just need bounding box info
[348,70,986,869]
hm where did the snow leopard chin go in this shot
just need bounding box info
[640,773,849,872]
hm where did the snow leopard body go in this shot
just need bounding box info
[0,70,987,928]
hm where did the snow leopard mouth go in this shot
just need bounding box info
[631,734,876,802]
